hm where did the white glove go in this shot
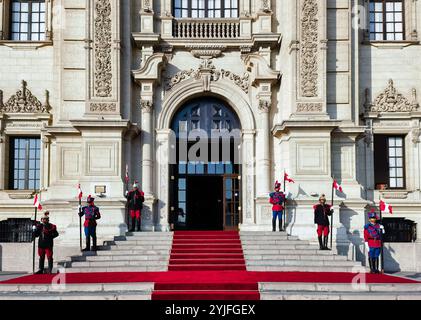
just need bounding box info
[365,242,370,251]
[32,225,37,231]
[125,190,128,196]
[380,225,385,234]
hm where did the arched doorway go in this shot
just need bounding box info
[169,97,242,230]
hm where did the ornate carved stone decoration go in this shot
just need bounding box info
[140,100,153,113]
[187,45,226,59]
[365,80,419,113]
[166,59,250,93]
[412,128,421,144]
[90,102,117,112]
[0,80,51,114]
[296,103,322,113]
[300,0,319,98]
[261,0,271,13]
[258,100,271,113]
[142,0,152,12]
[94,0,113,98]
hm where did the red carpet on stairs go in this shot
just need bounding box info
[152,231,258,300]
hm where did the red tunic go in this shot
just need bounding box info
[269,192,285,211]
[364,223,382,248]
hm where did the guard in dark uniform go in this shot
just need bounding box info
[269,181,286,232]
[32,212,59,274]
[78,195,101,251]
[313,194,333,250]
[125,183,145,232]
[364,211,385,274]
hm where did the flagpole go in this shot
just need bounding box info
[379,196,385,274]
[78,184,82,251]
[283,169,286,231]
[32,189,39,274]
[330,179,335,250]
[125,165,130,232]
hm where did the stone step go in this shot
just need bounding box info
[240,236,299,241]
[109,245,172,250]
[62,266,167,273]
[241,240,310,245]
[259,282,421,293]
[247,266,366,272]
[260,292,421,301]
[245,254,349,261]
[242,245,319,250]
[110,240,173,246]
[0,282,153,294]
[246,260,360,267]
[71,255,170,262]
[69,260,168,268]
[125,232,172,237]
[240,232,290,236]
[0,292,151,300]
[243,249,334,255]
[94,250,170,256]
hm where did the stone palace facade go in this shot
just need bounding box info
[0,0,421,271]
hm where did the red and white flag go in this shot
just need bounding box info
[77,183,83,200]
[33,194,42,210]
[379,199,393,214]
[333,180,343,193]
[125,164,129,184]
[284,172,295,183]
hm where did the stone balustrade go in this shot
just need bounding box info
[173,18,241,39]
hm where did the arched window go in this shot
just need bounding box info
[10,0,46,40]
[173,0,239,18]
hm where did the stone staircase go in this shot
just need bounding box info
[240,232,364,272]
[58,232,173,273]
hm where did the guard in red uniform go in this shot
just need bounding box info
[313,194,333,250]
[364,211,385,274]
[125,183,145,232]
[269,181,286,232]
[78,195,101,251]
[32,212,59,274]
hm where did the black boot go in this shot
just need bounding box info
[35,255,45,274]
[136,219,141,232]
[368,258,374,274]
[318,236,324,250]
[374,258,380,274]
[279,220,283,232]
[129,217,135,232]
[47,258,54,274]
[272,218,276,232]
[82,237,90,252]
[323,236,331,250]
[91,235,97,251]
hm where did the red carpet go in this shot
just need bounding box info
[2,231,419,300]
[154,231,255,299]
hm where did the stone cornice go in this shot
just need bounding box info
[132,53,168,86]
[272,120,341,137]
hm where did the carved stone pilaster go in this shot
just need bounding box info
[140,100,153,113]
[93,0,113,98]
[300,0,319,98]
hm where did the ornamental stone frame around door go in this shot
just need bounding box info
[154,78,257,231]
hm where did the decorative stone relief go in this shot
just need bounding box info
[258,100,271,113]
[412,128,420,144]
[187,45,226,59]
[0,81,50,114]
[300,0,319,98]
[93,0,113,98]
[365,80,419,113]
[89,103,117,112]
[261,0,272,13]
[166,59,250,93]
[296,103,322,112]
[140,100,153,113]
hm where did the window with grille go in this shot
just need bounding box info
[374,135,405,190]
[10,0,46,41]
[173,0,239,18]
[9,137,41,190]
[369,0,404,41]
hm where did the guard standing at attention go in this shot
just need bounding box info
[79,195,101,251]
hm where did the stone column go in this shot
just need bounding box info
[0,0,4,40]
[240,130,256,228]
[141,100,154,196]
[256,99,271,198]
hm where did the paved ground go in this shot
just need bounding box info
[393,272,421,281]
[0,272,27,282]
